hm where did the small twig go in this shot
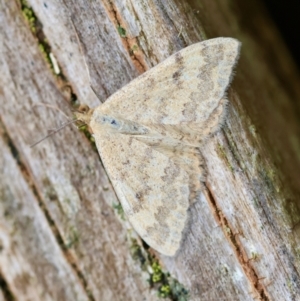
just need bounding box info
[32,102,70,119]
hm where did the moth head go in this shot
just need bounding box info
[74,104,94,125]
[30,104,95,148]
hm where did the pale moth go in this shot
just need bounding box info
[76,38,241,256]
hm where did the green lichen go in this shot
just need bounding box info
[77,124,97,150]
[130,239,147,268]
[159,284,171,298]
[258,167,278,195]
[131,45,139,52]
[286,278,293,291]
[216,144,234,172]
[65,226,80,249]
[129,44,139,56]
[151,261,163,283]
[44,185,58,201]
[129,238,189,300]
[149,259,188,300]
[112,202,125,220]
[130,238,189,300]
[250,252,260,261]
[223,130,244,171]
[117,26,126,37]
[38,43,48,58]
[220,264,229,276]
[20,0,57,75]
[21,1,36,32]
[249,124,257,138]
[223,225,232,235]
[252,197,259,209]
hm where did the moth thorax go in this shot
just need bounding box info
[93,114,148,135]
[75,104,94,125]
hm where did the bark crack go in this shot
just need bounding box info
[205,184,270,301]
[0,270,15,301]
[103,0,147,73]
[0,116,95,301]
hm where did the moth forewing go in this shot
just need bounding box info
[78,38,241,256]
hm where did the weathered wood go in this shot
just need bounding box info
[0,1,155,301]
[1,0,300,300]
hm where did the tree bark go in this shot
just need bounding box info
[1,0,300,300]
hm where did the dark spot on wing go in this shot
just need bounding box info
[172,69,184,87]
[145,147,153,158]
[162,162,180,184]
[175,52,184,66]
[146,76,155,88]
[136,192,144,201]
[183,101,197,122]
[155,205,169,222]
[146,223,170,243]
[132,203,143,213]
[172,70,181,80]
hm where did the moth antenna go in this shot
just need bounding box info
[30,118,77,148]
[32,102,70,119]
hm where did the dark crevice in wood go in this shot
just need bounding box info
[20,0,78,106]
[205,184,270,301]
[0,119,96,301]
[0,271,15,301]
[20,0,55,76]
[124,3,156,65]
[104,0,147,73]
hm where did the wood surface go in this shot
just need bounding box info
[1,0,300,300]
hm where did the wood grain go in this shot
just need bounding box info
[1,0,300,300]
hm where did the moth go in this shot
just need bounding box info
[76,38,241,256]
